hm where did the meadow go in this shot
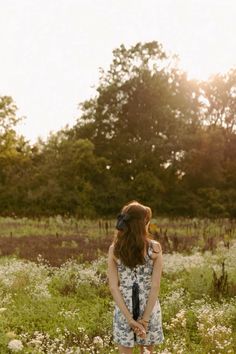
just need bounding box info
[0,216,235,353]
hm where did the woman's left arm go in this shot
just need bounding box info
[141,242,163,322]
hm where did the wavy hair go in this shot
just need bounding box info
[113,200,152,268]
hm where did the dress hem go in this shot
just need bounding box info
[113,337,165,348]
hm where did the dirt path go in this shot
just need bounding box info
[0,234,113,267]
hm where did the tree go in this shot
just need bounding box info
[25,129,109,216]
[73,42,202,202]
[200,69,236,134]
[0,96,31,214]
[181,126,225,190]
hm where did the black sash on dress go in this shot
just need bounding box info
[132,268,140,340]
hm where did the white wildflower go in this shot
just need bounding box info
[0,307,7,313]
[0,258,51,299]
[93,336,103,347]
[163,252,205,273]
[8,339,24,352]
[58,308,80,319]
[162,288,186,308]
[165,309,187,330]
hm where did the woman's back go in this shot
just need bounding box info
[115,239,158,293]
[113,239,165,347]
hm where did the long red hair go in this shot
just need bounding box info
[113,200,152,268]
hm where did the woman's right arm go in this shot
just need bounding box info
[141,242,163,323]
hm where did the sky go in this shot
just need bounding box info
[0,0,236,144]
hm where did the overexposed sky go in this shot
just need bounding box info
[0,0,236,144]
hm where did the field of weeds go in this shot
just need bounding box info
[0,216,235,265]
[0,216,235,353]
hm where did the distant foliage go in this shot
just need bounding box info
[0,42,236,217]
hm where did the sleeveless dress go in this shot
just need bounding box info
[112,239,165,347]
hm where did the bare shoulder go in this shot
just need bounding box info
[108,243,114,251]
[151,240,162,252]
[108,243,115,256]
[108,243,118,263]
[150,240,162,259]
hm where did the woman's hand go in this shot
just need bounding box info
[137,318,148,332]
[128,319,146,339]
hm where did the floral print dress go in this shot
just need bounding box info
[112,239,165,347]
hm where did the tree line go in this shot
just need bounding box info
[1,41,236,218]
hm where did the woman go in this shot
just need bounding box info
[108,200,164,354]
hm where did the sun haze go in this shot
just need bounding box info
[0,0,235,143]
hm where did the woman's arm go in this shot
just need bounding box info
[141,242,163,322]
[107,244,133,322]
